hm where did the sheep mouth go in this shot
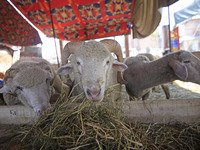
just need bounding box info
[86,89,103,102]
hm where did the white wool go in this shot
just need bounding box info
[14,66,51,88]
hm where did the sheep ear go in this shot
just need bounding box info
[37,62,51,72]
[112,61,128,72]
[57,64,73,75]
[0,85,11,93]
[4,68,19,83]
[170,61,188,80]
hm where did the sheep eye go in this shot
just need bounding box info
[16,86,23,91]
[46,78,51,85]
[77,61,80,65]
[184,60,190,63]
[106,60,110,65]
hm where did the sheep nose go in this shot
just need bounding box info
[87,89,101,100]
[33,104,51,116]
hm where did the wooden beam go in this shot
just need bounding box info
[123,98,200,124]
[0,99,200,125]
[0,105,37,124]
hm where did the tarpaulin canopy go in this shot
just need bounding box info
[0,0,42,46]
[174,0,200,25]
[10,0,134,41]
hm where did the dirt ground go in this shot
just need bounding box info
[149,80,200,100]
[120,80,200,101]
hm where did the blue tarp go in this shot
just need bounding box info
[174,0,200,25]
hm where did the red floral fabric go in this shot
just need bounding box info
[10,0,134,41]
[0,1,42,46]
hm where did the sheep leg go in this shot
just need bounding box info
[152,87,156,92]
[129,96,135,101]
[161,84,170,99]
[142,91,150,100]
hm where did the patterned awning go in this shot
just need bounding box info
[10,0,134,41]
[0,1,42,46]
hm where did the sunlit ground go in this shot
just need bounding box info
[146,80,200,100]
[173,80,200,94]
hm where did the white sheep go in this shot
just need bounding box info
[57,39,128,102]
[0,57,70,115]
[123,50,200,100]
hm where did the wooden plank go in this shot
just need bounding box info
[0,99,199,124]
[122,98,200,124]
[0,105,37,124]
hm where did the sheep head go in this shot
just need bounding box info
[57,39,127,102]
[167,50,200,84]
[0,61,54,115]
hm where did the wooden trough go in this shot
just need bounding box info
[0,98,200,125]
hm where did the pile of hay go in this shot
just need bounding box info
[19,95,143,149]
[6,93,197,150]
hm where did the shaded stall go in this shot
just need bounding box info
[0,1,200,149]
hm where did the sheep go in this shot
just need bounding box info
[0,57,70,115]
[57,39,128,102]
[136,53,170,100]
[123,50,200,100]
[123,54,155,100]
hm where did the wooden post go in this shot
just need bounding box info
[59,39,63,59]
[125,35,129,57]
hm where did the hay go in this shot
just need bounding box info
[11,92,199,150]
[19,95,143,149]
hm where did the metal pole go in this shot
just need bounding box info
[48,0,60,67]
[167,0,172,52]
[59,40,63,58]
